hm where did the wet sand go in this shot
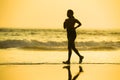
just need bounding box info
[0,64,120,80]
[0,49,120,80]
[0,49,120,63]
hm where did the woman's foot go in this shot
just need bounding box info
[63,61,70,64]
[63,65,70,69]
[79,56,84,64]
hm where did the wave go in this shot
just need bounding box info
[0,40,120,50]
[1,28,120,36]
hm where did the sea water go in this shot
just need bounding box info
[0,28,120,50]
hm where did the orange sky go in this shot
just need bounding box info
[0,0,120,29]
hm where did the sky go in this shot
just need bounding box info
[0,0,120,29]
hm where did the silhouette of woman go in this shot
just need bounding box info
[63,9,84,64]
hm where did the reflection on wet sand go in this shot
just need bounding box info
[63,65,83,80]
[1,64,120,80]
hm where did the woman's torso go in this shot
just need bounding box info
[64,18,77,38]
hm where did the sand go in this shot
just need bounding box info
[0,64,120,80]
[0,49,120,80]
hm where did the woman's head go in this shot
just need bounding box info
[67,9,74,18]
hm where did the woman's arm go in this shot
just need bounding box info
[74,19,82,29]
[64,21,66,29]
[63,19,67,29]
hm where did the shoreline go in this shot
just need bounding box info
[0,63,120,65]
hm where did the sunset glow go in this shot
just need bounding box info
[0,0,120,29]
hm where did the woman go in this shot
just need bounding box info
[63,9,84,64]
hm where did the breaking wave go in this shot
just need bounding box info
[0,39,120,50]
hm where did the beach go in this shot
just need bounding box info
[0,48,120,64]
[0,28,120,80]
[0,64,120,80]
[0,62,120,80]
[0,49,120,80]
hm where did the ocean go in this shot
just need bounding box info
[0,28,120,50]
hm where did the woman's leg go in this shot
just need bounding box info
[63,40,72,64]
[71,41,81,57]
[67,41,72,62]
[71,39,84,63]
